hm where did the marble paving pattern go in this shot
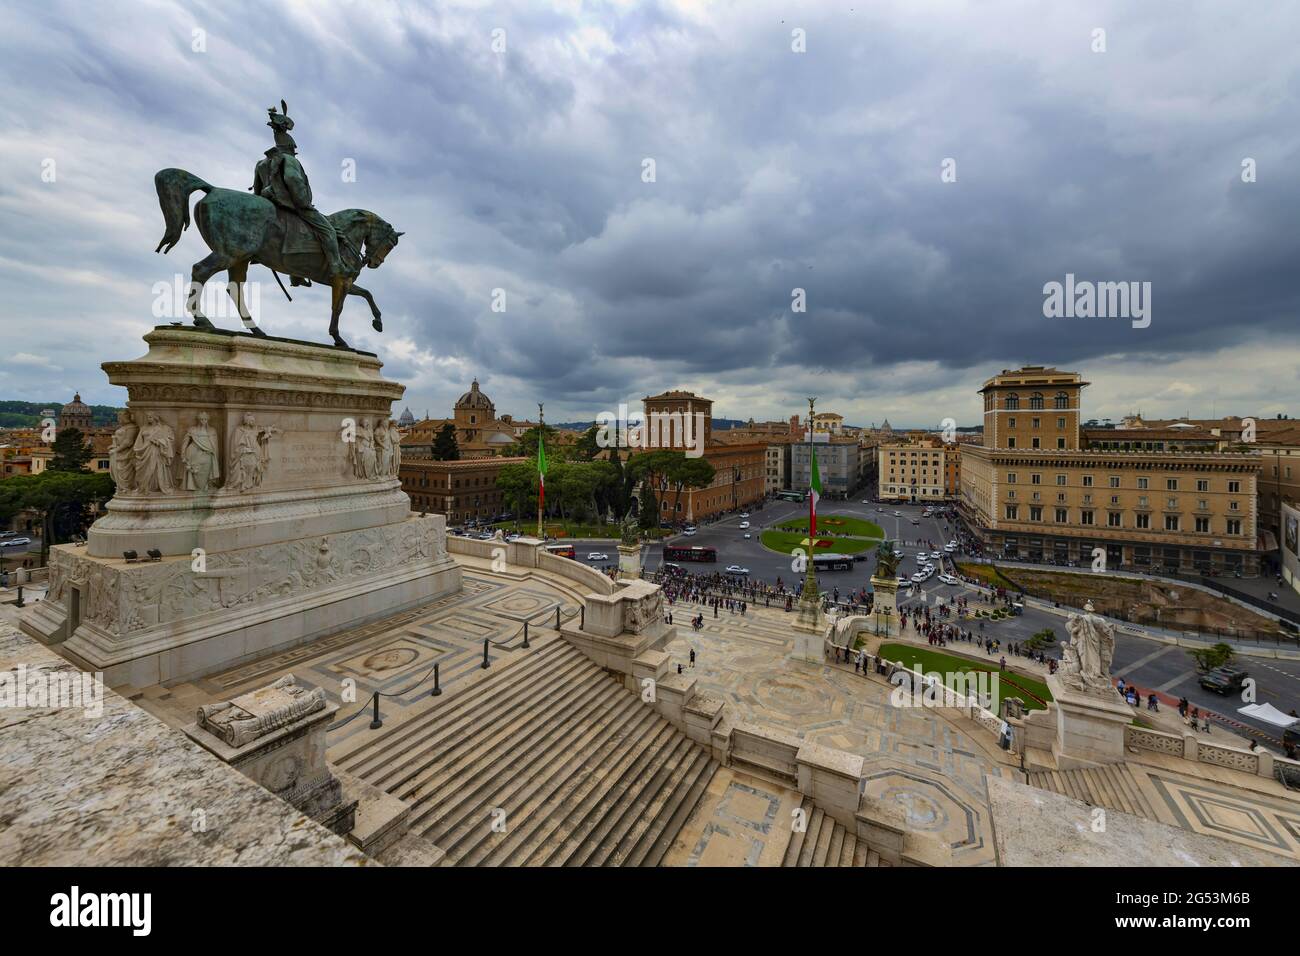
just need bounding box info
[664,600,1000,865]
[194,572,578,747]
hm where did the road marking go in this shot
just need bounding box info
[1154,669,1198,693]
[1122,644,1178,673]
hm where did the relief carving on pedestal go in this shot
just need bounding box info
[179,411,221,492]
[132,413,176,495]
[622,589,664,635]
[227,413,280,493]
[109,410,139,494]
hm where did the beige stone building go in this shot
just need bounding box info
[400,456,528,524]
[959,366,1262,574]
[878,437,957,503]
[401,380,543,459]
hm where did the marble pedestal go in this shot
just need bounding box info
[22,328,462,685]
[184,675,356,836]
[869,575,898,638]
[616,541,642,580]
[1047,674,1133,770]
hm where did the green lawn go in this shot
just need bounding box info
[760,529,875,556]
[776,514,884,539]
[875,642,1054,711]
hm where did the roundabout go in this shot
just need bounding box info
[759,512,884,557]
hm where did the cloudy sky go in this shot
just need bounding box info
[2,0,1298,428]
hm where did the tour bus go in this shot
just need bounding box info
[812,553,854,572]
[776,490,805,502]
[544,543,577,560]
[662,545,718,563]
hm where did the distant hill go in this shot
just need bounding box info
[0,400,121,429]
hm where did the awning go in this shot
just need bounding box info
[1238,702,1299,728]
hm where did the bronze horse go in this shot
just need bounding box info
[153,168,402,348]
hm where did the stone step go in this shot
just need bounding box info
[781,799,812,866]
[469,707,670,867]
[1026,764,1155,821]
[797,808,825,866]
[597,741,713,868]
[430,681,642,857]
[412,667,623,839]
[625,755,719,869]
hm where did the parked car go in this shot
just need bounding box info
[725,565,750,575]
[586,552,609,561]
[739,512,750,518]
[1,537,32,547]
[893,511,902,517]
[1199,668,1248,695]
[929,551,942,560]
[938,574,959,586]
[682,529,697,536]
[739,521,750,529]
[743,532,752,539]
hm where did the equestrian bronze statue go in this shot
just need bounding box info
[153,101,402,349]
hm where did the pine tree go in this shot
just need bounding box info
[47,427,92,472]
[431,423,460,461]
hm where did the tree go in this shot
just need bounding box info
[495,461,537,519]
[0,470,115,565]
[668,455,716,519]
[47,427,92,472]
[1189,642,1235,674]
[572,424,602,461]
[431,423,460,461]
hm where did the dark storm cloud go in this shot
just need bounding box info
[1,0,1297,425]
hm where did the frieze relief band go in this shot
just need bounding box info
[47,516,448,639]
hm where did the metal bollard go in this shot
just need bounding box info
[369,692,382,730]
[14,585,24,608]
[555,606,560,629]
[431,662,442,697]
[522,621,530,649]
[482,638,490,669]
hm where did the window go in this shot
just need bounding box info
[1032,437,1041,448]
[1195,517,1210,533]
[1166,478,1178,491]
[1196,479,1209,492]
[1005,504,1019,520]
[1008,417,1017,428]
[1032,417,1041,429]
[1056,474,1067,486]
[1057,438,1066,449]
[1136,513,1150,529]
[1057,417,1066,429]
[1030,506,1042,521]
[1055,508,1068,522]
[1007,473,1017,483]
[1006,393,1020,410]
[1109,476,1120,488]
[1108,512,1122,527]
[1054,392,1068,409]
[1082,475,1094,487]
[1007,437,1016,448]
[1081,510,1094,525]
[1228,480,1241,493]
[1031,473,1041,484]
[1137,477,1149,490]
[1227,518,1242,535]
[1165,515,1180,531]
[1229,501,1239,511]
[1030,393,1044,409]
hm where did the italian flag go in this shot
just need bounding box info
[809,446,822,539]
[537,432,547,517]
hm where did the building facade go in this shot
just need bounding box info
[399,456,527,524]
[878,438,955,502]
[959,366,1262,574]
[790,436,861,500]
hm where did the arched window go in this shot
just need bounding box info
[1030,392,1044,409]
[1005,392,1020,410]
[1054,391,1068,409]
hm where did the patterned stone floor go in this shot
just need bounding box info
[189,572,581,748]
[664,600,1008,866]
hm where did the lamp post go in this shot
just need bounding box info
[536,403,544,540]
[799,396,819,608]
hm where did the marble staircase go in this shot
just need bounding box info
[780,796,888,867]
[1025,764,1156,820]
[334,631,719,866]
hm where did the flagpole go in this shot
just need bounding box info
[536,403,545,540]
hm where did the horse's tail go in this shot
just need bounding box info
[153,168,213,254]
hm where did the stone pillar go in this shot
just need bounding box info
[1047,674,1134,769]
[869,575,899,638]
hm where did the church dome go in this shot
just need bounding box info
[398,406,415,426]
[455,379,494,410]
[61,392,90,415]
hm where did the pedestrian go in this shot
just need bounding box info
[1201,715,1211,734]
[689,647,696,668]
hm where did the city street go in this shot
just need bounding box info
[626,498,1300,750]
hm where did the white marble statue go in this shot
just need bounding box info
[387,418,402,476]
[179,411,221,492]
[350,418,378,480]
[374,417,393,477]
[109,409,138,493]
[227,413,280,493]
[132,413,176,495]
[1059,601,1117,696]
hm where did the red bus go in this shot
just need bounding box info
[663,545,718,563]
[545,543,577,559]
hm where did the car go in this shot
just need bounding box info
[862,499,870,504]
[895,576,909,586]
[2,537,32,547]
[743,532,752,539]
[938,574,959,585]
[893,511,902,517]
[892,549,904,559]
[740,512,750,518]
[586,552,609,561]
[930,551,942,560]
[682,529,697,536]
[505,533,521,542]
[478,532,495,540]
[1198,668,1248,695]
[910,518,920,525]
[911,572,928,583]
[739,521,750,529]
[725,565,750,575]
